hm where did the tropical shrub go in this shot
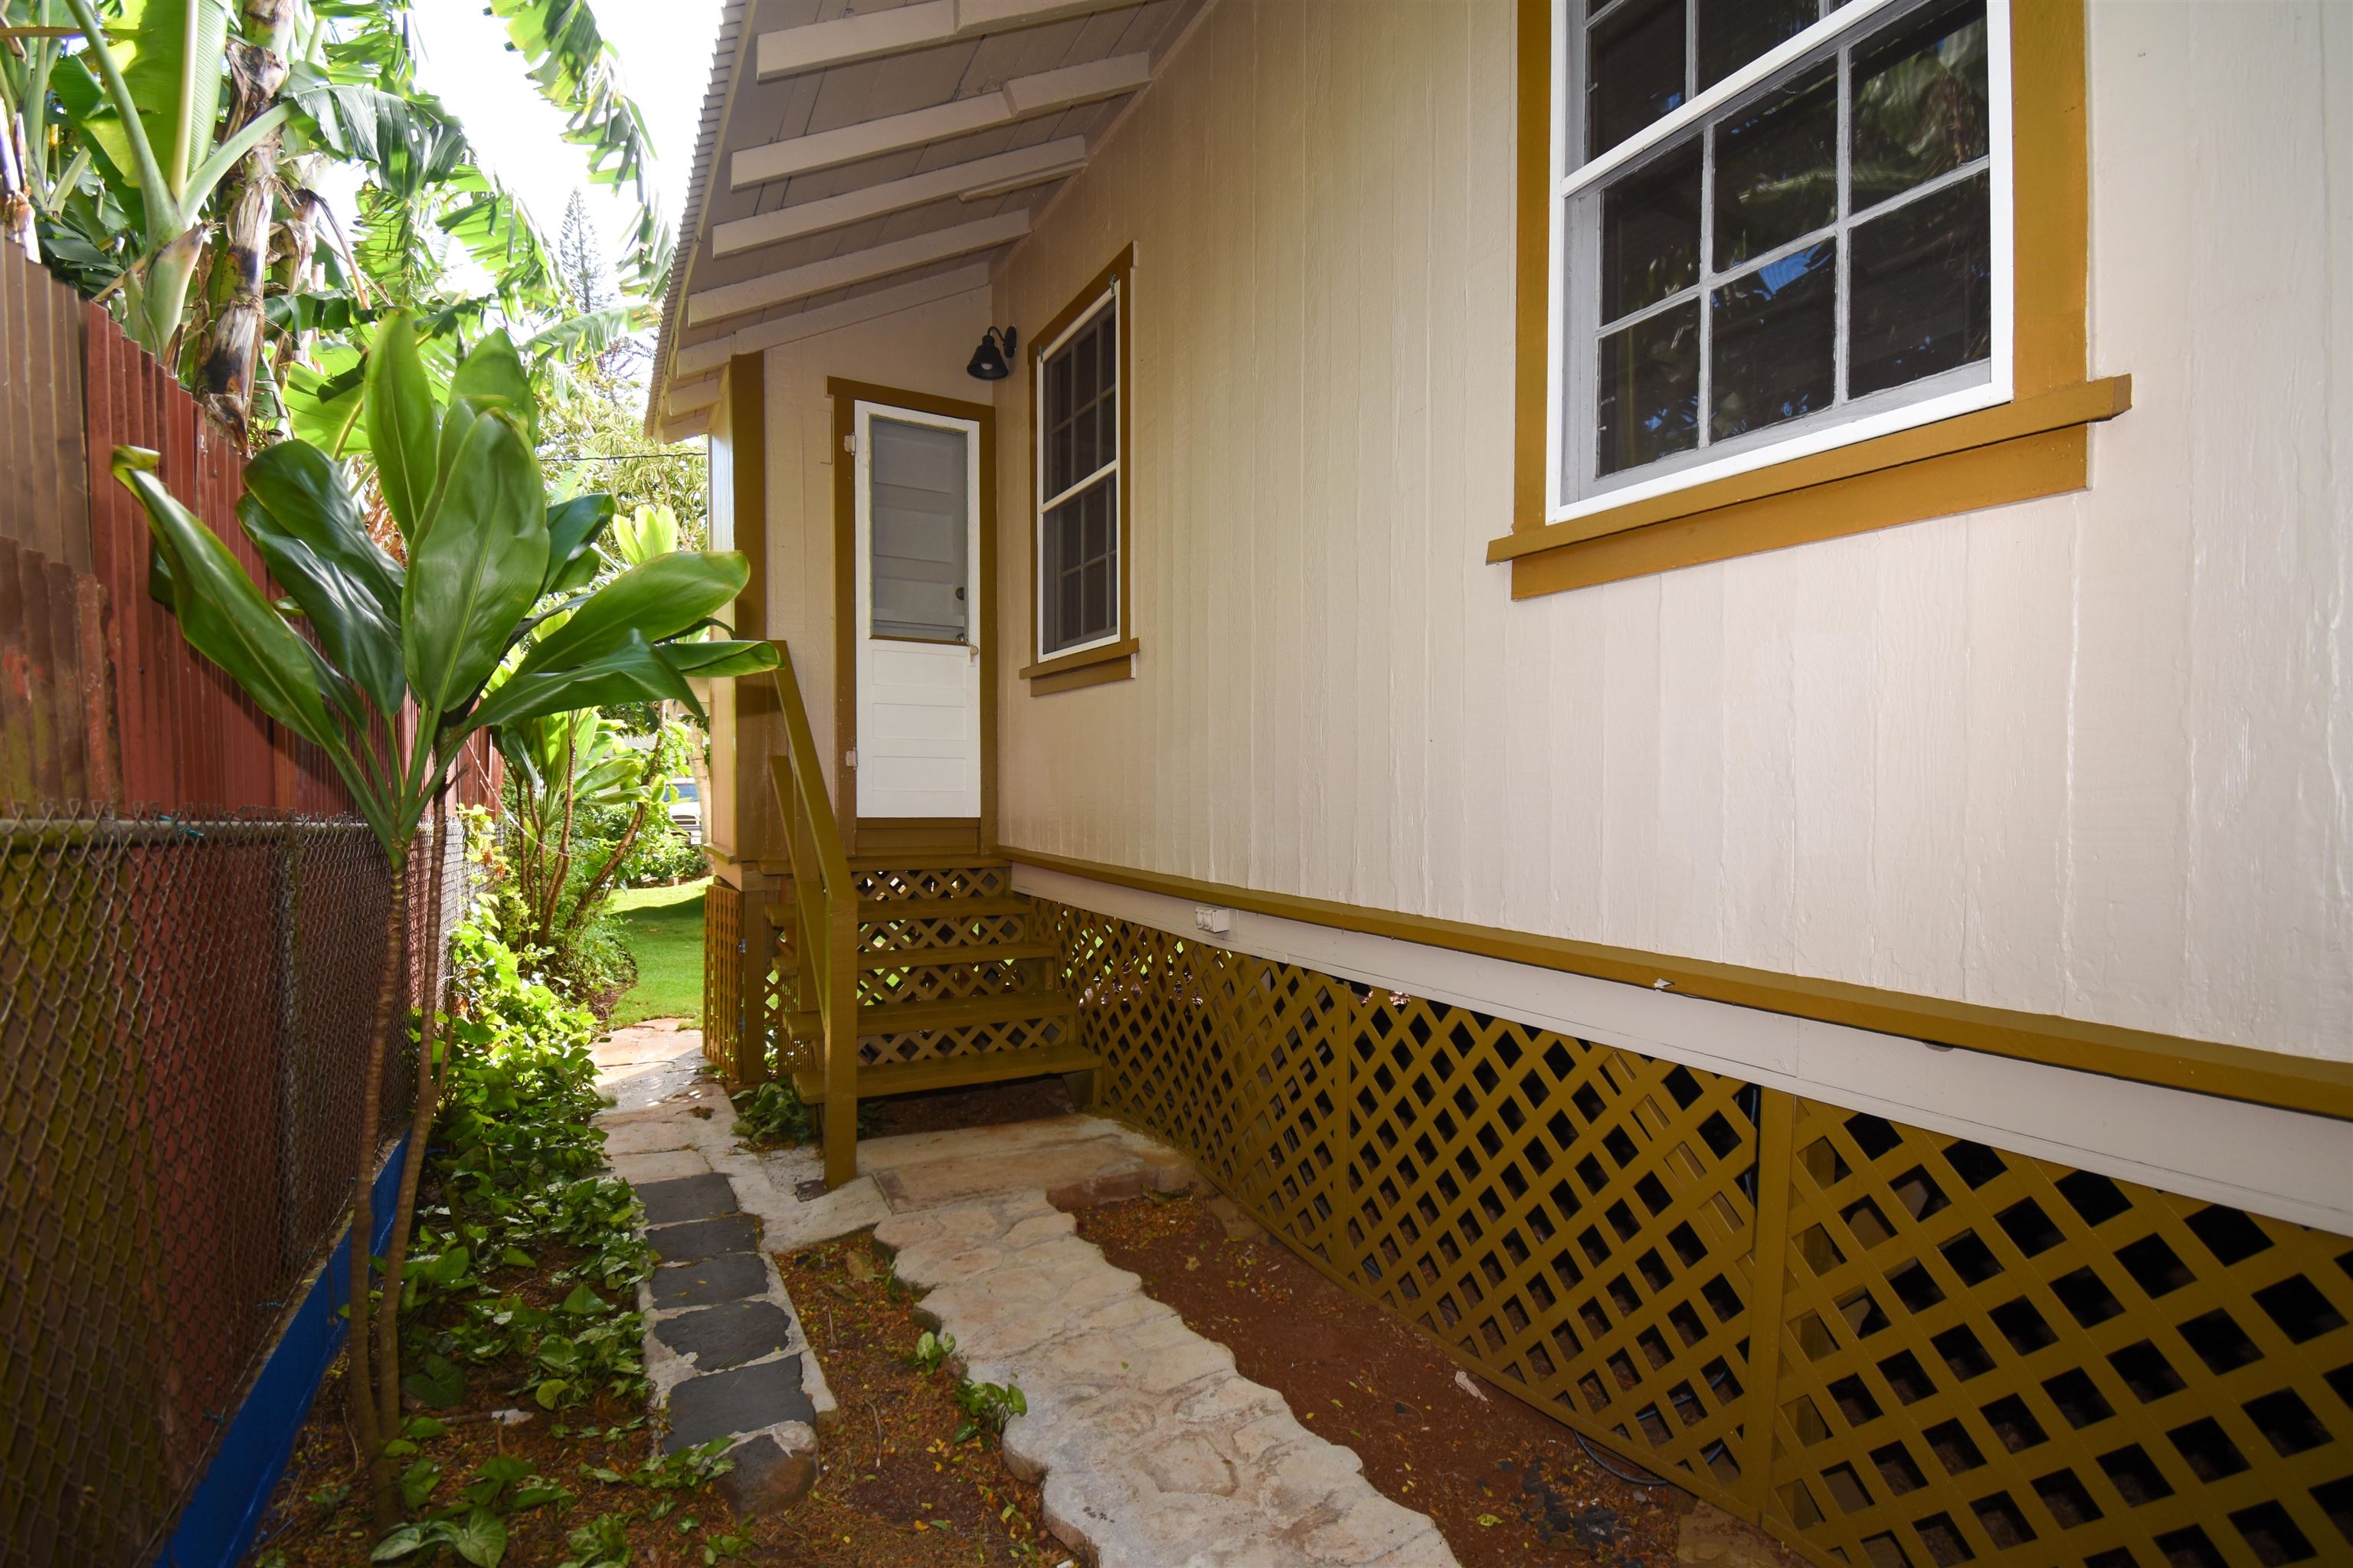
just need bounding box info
[110,309,776,1524]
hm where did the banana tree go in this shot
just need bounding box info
[55,0,290,352]
[112,307,777,1524]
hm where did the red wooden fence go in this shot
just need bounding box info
[0,234,499,811]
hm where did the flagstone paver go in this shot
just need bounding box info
[591,1022,1460,1562]
[876,1189,1461,1568]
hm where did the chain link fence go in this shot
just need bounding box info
[0,803,463,1568]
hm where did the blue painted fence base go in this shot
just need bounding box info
[157,1137,411,1568]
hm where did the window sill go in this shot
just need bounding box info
[1488,376,2132,597]
[1019,637,1138,695]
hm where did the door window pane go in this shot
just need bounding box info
[1588,0,1686,157]
[1710,242,1835,440]
[1712,64,1838,270]
[868,417,969,642]
[1853,0,1988,212]
[1697,0,1821,90]
[1601,140,1702,323]
[1849,172,1991,397]
[1596,299,1700,476]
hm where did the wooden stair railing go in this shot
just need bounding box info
[766,648,1100,1190]
[767,648,860,1188]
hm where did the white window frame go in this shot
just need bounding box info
[1033,280,1124,660]
[1544,0,2014,526]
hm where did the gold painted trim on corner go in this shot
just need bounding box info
[1019,636,1139,681]
[1507,0,2111,596]
[1027,245,1138,678]
[1003,846,2353,1122]
[825,376,1000,859]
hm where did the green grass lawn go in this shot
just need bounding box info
[608,876,709,1027]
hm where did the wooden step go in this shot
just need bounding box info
[793,1040,1099,1105]
[857,894,1030,923]
[849,853,1010,872]
[856,990,1075,1036]
[856,940,1055,971]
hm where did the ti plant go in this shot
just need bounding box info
[110,307,777,1526]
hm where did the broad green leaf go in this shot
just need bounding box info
[450,329,536,444]
[401,1352,466,1409]
[242,441,403,619]
[557,1282,606,1316]
[448,1508,508,1568]
[609,503,678,567]
[543,493,614,595]
[463,631,699,735]
[110,450,337,753]
[514,552,749,678]
[116,0,231,195]
[399,1458,442,1509]
[371,1524,430,1563]
[404,408,549,719]
[659,640,779,682]
[536,1378,568,1409]
[366,310,441,545]
[237,495,404,719]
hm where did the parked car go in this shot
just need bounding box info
[666,777,701,843]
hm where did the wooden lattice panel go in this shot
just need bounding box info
[702,882,741,1078]
[1766,1102,2352,1568]
[853,865,1010,902]
[859,909,1030,954]
[1344,1000,1760,1493]
[1036,899,2353,1568]
[856,1013,1072,1067]
[856,957,1036,1008]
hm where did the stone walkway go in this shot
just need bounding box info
[591,1021,1459,1564]
[877,1189,1460,1568]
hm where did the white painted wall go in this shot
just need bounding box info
[987,0,2353,1062]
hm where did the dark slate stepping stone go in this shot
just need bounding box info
[650,1213,759,1263]
[662,1355,814,1451]
[651,1252,767,1309]
[637,1172,740,1226]
[656,1298,798,1372]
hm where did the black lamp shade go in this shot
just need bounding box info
[967,326,1016,381]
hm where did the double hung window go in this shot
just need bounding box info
[1036,282,1121,658]
[1551,0,2008,518]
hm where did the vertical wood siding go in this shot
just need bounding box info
[987,0,2351,1062]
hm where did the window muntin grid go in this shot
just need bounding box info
[1036,286,1121,658]
[1552,0,2011,516]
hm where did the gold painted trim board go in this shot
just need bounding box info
[1026,245,1137,686]
[1002,846,2352,1121]
[1019,635,1139,681]
[1507,0,2109,594]
[825,376,1000,858]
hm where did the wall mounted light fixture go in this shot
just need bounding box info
[966,326,1017,381]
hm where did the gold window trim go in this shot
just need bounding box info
[1023,244,1138,692]
[1500,0,2128,598]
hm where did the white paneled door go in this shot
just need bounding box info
[853,400,982,819]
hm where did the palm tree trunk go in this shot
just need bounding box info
[348,846,408,1528]
[192,0,293,441]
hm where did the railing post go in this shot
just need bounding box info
[736,892,772,1086]
[1734,1085,1798,1526]
[822,901,858,1188]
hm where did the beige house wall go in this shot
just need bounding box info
[984,0,2352,1062]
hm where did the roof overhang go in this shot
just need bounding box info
[646,0,1204,439]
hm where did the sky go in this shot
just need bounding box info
[404,0,725,307]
